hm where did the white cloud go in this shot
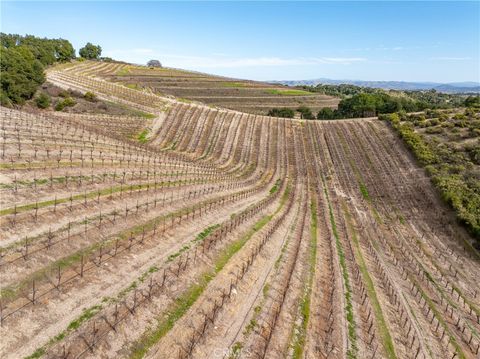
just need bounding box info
[132,48,154,54]
[320,57,367,64]
[375,46,405,51]
[105,48,154,55]
[160,55,367,68]
[101,50,367,68]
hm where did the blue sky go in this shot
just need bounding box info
[1,1,479,82]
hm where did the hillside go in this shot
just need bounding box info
[381,109,480,239]
[1,61,479,359]
[276,78,480,93]
[66,61,340,115]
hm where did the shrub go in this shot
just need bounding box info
[441,121,454,128]
[55,97,76,111]
[35,93,51,109]
[388,119,437,165]
[425,126,443,135]
[438,113,449,122]
[63,97,76,107]
[267,107,295,118]
[54,102,64,111]
[464,95,480,108]
[379,113,400,124]
[58,90,69,98]
[386,111,480,240]
[465,143,480,164]
[418,120,428,128]
[417,114,427,122]
[433,174,480,238]
[465,107,478,117]
[84,91,97,102]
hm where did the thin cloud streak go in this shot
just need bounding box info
[191,56,368,68]
[103,50,367,67]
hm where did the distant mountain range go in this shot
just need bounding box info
[272,79,480,94]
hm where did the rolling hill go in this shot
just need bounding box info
[1,60,479,359]
[275,78,480,93]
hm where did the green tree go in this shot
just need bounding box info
[79,43,102,59]
[464,95,480,108]
[147,59,162,68]
[1,33,75,65]
[0,33,75,104]
[317,107,335,119]
[297,106,315,119]
[54,39,75,61]
[0,46,45,104]
[0,33,20,48]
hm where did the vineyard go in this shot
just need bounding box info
[73,61,340,115]
[1,61,479,359]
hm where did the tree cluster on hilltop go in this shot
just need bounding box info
[305,84,468,119]
[79,42,102,60]
[1,33,75,106]
[147,59,162,68]
[266,83,475,120]
[1,33,105,107]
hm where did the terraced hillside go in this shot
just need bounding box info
[60,61,339,115]
[0,62,479,359]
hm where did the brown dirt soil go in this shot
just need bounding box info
[0,62,478,359]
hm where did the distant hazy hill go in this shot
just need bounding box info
[273,79,480,94]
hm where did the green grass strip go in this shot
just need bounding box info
[221,82,247,88]
[413,278,466,359]
[321,178,358,358]
[128,185,290,358]
[343,202,397,359]
[359,182,370,201]
[24,304,103,359]
[22,187,271,358]
[266,89,313,96]
[269,178,281,194]
[2,182,260,300]
[192,224,221,243]
[291,199,318,358]
[0,178,204,216]
[137,129,149,143]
